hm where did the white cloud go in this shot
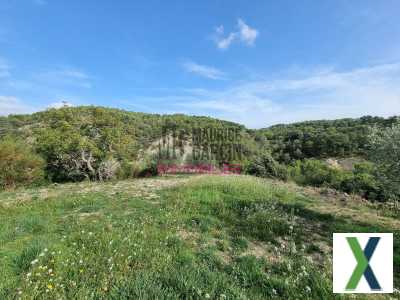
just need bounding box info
[216,33,236,50]
[183,61,226,80]
[129,62,400,128]
[237,18,258,46]
[0,96,36,116]
[214,19,259,50]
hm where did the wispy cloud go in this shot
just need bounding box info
[214,26,236,50]
[126,62,400,128]
[237,18,258,46]
[0,96,36,116]
[214,19,259,50]
[183,61,226,80]
[33,67,92,88]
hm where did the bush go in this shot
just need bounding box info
[288,159,341,187]
[246,153,288,180]
[0,137,45,189]
[288,159,387,201]
[340,162,384,201]
[116,160,148,179]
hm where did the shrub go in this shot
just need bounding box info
[116,160,148,179]
[288,159,339,187]
[288,159,387,201]
[340,162,383,200]
[246,152,288,180]
[0,137,45,189]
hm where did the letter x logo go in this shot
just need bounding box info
[346,237,381,291]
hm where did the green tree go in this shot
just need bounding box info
[368,125,400,200]
[246,152,288,180]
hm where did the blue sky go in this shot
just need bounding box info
[1,0,400,128]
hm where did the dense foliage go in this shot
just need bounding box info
[288,159,385,201]
[368,124,400,201]
[0,137,45,189]
[0,106,251,184]
[255,116,400,163]
[245,152,288,180]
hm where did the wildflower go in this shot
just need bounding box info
[47,284,53,290]
[205,293,210,299]
[31,259,39,265]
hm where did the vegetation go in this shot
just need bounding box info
[368,124,400,202]
[245,152,288,181]
[1,106,253,184]
[0,137,45,189]
[0,175,398,299]
[286,160,386,201]
[0,107,399,204]
[1,105,399,300]
[255,116,400,163]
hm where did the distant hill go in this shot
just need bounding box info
[253,116,400,162]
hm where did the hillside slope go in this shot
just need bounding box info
[0,175,398,299]
[1,107,398,164]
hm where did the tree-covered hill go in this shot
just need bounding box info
[0,106,257,183]
[253,116,400,163]
[1,106,398,163]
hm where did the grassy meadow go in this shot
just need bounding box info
[0,175,399,299]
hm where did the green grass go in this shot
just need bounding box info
[0,175,398,299]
